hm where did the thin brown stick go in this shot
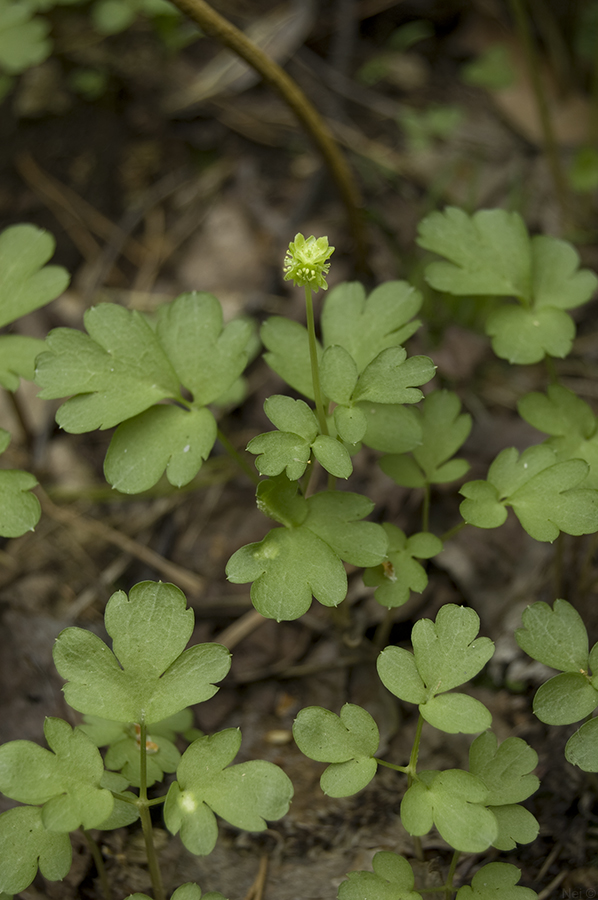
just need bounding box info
[165,0,368,272]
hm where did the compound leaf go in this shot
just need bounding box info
[36,304,181,432]
[53,581,231,724]
[401,769,497,852]
[320,280,422,373]
[164,729,293,856]
[0,805,71,895]
[0,224,68,327]
[515,599,589,673]
[156,292,253,406]
[456,862,537,899]
[338,851,422,900]
[363,524,443,608]
[104,405,217,493]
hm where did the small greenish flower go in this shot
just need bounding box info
[283,233,335,292]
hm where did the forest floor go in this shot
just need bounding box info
[2,0,598,897]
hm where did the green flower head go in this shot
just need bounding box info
[283,233,335,292]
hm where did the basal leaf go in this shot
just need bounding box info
[565,717,598,772]
[53,581,231,723]
[0,224,68,327]
[418,207,531,300]
[36,304,181,431]
[412,604,494,695]
[104,405,217,493]
[164,729,292,856]
[486,305,575,364]
[469,732,539,805]
[352,348,436,405]
[320,280,422,373]
[0,806,71,895]
[456,862,537,899]
[419,693,491,734]
[261,316,318,399]
[532,672,598,725]
[376,646,427,705]
[157,292,253,405]
[489,804,540,851]
[338,851,422,900]
[360,402,422,454]
[0,468,40,537]
[531,235,598,310]
[515,599,590,673]
[0,335,46,390]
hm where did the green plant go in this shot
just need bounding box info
[2,201,598,896]
[0,580,292,898]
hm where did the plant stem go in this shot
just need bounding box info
[507,0,570,224]
[375,757,409,774]
[440,520,467,543]
[138,721,166,900]
[166,0,368,272]
[304,286,329,436]
[217,428,260,486]
[408,714,424,783]
[83,830,112,900]
[444,850,460,899]
[422,482,430,532]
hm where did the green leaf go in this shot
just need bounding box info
[320,345,359,405]
[532,672,598,725]
[401,769,497,852]
[0,718,113,831]
[460,445,598,541]
[226,485,387,620]
[456,862,537,899]
[0,3,51,75]
[104,405,217,493]
[53,581,231,724]
[0,335,47,391]
[489,804,540,851]
[419,208,532,300]
[352,348,436,405]
[485,305,575,364]
[376,646,427,705]
[0,806,71,895]
[263,395,318,440]
[0,468,40,537]
[468,732,539,805]
[164,729,293,856]
[293,704,379,797]
[565,717,598,771]
[0,224,69,327]
[363,524,443,608]
[419,693,491,734]
[413,604,494,694]
[334,404,368,445]
[337,851,422,900]
[381,391,471,486]
[531,235,598,310]
[311,435,353,479]
[320,280,422,373]
[261,317,318,400]
[247,430,312,481]
[360,403,422,454]
[156,292,253,406]
[36,304,181,432]
[515,599,590,672]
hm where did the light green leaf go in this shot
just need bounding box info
[515,599,590,673]
[376,645,427,705]
[53,581,231,724]
[263,395,318,440]
[0,806,71,895]
[363,524,443,608]
[379,454,425,488]
[0,3,51,75]
[0,718,113,832]
[104,405,217,493]
[352,348,436,405]
[261,317,318,400]
[247,430,311,481]
[0,224,68,327]
[320,345,359,405]
[0,468,40,537]
[468,732,539,805]
[565,717,598,771]
[489,804,539,851]
[164,729,293,856]
[304,491,388,567]
[92,0,137,33]
[157,292,253,406]
[413,604,494,695]
[320,280,422,373]
[419,693,491,734]
[531,235,598,310]
[485,305,575,364]
[401,769,497,852]
[312,435,353,479]
[334,404,368,445]
[360,403,422,454]
[532,672,598,725]
[456,862,537,899]
[0,335,47,391]
[459,480,508,529]
[338,851,422,900]
[36,304,181,432]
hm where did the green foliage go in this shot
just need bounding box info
[460,445,598,541]
[0,805,71,895]
[337,851,422,900]
[363,524,443,608]
[460,45,515,90]
[377,605,494,733]
[127,886,227,900]
[226,477,387,620]
[398,105,463,153]
[292,704,379,798]
[455,862,537,899]
[164,728,293,856]
[379,390,471,487]
[0,0,51,77]
[53,581,231,723]
[418,207,597,364]
[36,292,254,492]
